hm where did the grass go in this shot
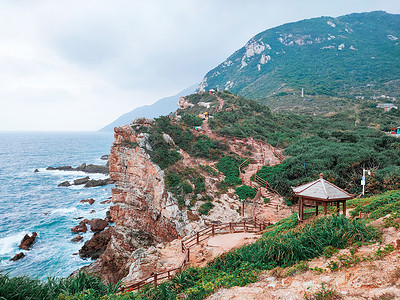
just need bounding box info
[0,272,119,300]
[348,190,400,220]
[1,213,379,300]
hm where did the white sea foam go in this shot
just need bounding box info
[51,207,78,215]
[0,232,27,256]
[39,168,108,179]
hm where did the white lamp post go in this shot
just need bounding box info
[361,168,371,198]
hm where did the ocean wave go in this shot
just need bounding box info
[0,232,27,256]
[51,207,78,215]
[37,168,108,180]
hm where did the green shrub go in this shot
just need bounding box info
[198,201,214,215]
[235,185,257,200]
[181,113,203,127]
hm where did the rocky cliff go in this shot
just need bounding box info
[85,123,198,283]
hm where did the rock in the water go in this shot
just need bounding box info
[84,178,114,188]
[10,252,26,261]
[19,232,37,250]
[79,228,113,259]
[47,163,109,174]
[100,155,109,160]
[89,218,109,232]
[34,169,39,173]
[80,198,95,205]
[58,181,71,187]
[71,235,83,243]
[100,199,112,204]
[105,210,113,222]
[73,176,90,185]
[71,220,89,233]
[47,166,73,171]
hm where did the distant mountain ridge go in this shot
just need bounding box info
[196,11,400,100]
[99,85,196,132]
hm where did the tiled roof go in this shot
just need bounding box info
[292,175,353,200]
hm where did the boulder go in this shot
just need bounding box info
[34,169,39,173]
[10,252,25,261]
[47,163,109,174]
[105,210,113,222]
[71,220,89,233]
[73,176,90,185]
[84,178,114,188]
[80,198,95,205]
[79,228,113,259]
[19,232,37,250]
[71,235,83,243]
[89,218,109,232]
[76,163,109,174]
[58,181,71,187]
[47,166,73,171]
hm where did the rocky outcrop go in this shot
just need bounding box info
[19,232,37,250]
[79,228,113,259]
[74,177,90,185]
[89,218,109,232]
[47,162,109,174]
[83,124,195,283]
[58,181,71,187]
[71,220,89,233]
[71,235,83,243]
[84,178,114,188]
[10,252,25,261]
[80,198,95,205]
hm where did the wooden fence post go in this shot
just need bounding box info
[187,248,190,262]
[212,224,215,236]
[168,270,171,279]
[196,232,199,244]
[242,202,245,217]
[243,221,246,232]
[154,273,158,286]
[181,241,184,253]
[229,222,232,233]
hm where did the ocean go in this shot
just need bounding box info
[0,131,114,279]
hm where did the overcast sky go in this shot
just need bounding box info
[0,0,399,131]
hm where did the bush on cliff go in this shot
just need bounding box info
[181,113,203,127]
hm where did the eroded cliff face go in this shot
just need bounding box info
[85,124,194,283]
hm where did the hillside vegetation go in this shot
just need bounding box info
[180,91,400,199]
[197,11,400,101]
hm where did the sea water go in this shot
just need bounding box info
[0,131,114,279]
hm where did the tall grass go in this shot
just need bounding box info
[0,272,119,300]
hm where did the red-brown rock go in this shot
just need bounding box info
[71,235,83,243]
[19,232,37,250]
[89,218,109,232]
[71,220,89,233]
[79,227,113,259]
[80,198,95,205]
[10,252,25,261]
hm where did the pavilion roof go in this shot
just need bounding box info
[292,174,353,201]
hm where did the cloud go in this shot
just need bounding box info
[0,0,399,130]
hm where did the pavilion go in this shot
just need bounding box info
[292,174,354,224]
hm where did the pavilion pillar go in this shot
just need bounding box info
[323,202,327,215]
[336,201,340,214]
[299,197,304,223]
[315,201,318,216]
[343,201,346,216]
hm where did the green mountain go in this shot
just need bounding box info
[196,11,400,100]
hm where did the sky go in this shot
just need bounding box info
[0,0,399,131]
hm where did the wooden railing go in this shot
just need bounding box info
[119,217,269,293]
